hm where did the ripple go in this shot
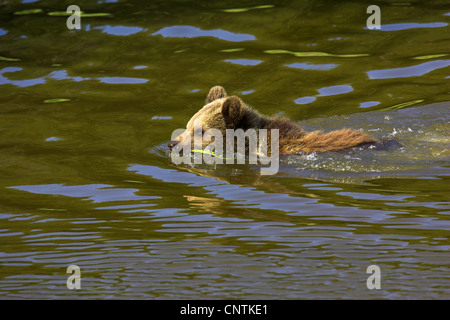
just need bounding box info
[98,76,148,84]
[152,116,172,120]
[376,22,448,31]
[45,137,63,142]
[265,49,369,58]
[95,25,146,36]
[367,60,450,79]
[49,70,85,82]
[294,96,316,105]
[337,192,410,202]
[317,85,353,97]
[7,184,159,203]
[0,67,45,87]
[0,55,20,62]
[412,54,449,60]
[96,203,157,210]
[285,62,338,71]
[294,85,353,105]
[224,59,262,66]
[221,5,274,13]
[359,101,380,108]
[0,68,149,87]
[152,25,256,42]
[127,164,402,223]
[14,8,43,15]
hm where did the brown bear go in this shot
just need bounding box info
[168,86,377,155]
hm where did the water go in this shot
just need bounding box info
[0,0,449,299]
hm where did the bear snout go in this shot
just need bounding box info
[168,140,179,149]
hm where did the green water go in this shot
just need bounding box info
[0,0,449,299]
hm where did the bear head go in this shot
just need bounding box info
[168,86,247,150]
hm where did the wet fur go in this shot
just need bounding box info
[170,86,377,154]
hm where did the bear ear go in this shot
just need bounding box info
[206,86,228,104]
[221,96,244,127]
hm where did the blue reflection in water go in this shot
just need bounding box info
[286,62,338,71]
[0,67,46,87]
[49,70,85,82]
[45,137,63,142]
[294,96,316,105]
[0,68,149,87]
[374,22,448,31]
[129,164,312,213]
[294,85,353,105]
[0,28,8,36]
[359,101,380,108]
[8,184,159,203]
[367,60,450,79]
[317,85,353,97]
[95,25,147,36]
[127,164,399,221]
[98,77,148,84]
[224,59,262,66]
[152,25,256,42]
[152,116,172,120]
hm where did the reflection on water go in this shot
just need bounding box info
[224,58,263,66]
[8,184,159,203]
[0,67,149,87]
[294,84,356,104]
[96,25,147,36]
[376,22,448,31]
[153,25,257,42]
[367,60,450,79]
[286,62,338,71]
[0,0,449,299]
